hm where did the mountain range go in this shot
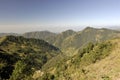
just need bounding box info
[0,27,120,80]
[1,27,120,56]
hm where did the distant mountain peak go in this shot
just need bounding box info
[62,29,76,34]
[84,26,97,30]
[65,29,75,32]
[82,27,97,33]
[83,27,116,32]
[86,26,94,29]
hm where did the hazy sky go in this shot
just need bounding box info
[0,0,120,33]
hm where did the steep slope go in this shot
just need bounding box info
[0,36,60,80]
[40,38,120,80]
[23,30,76,47]
[83,38,120,80]
[22,27,120,57]
[23,31,57,44]
[1,27,119,57]
[61,27,120,56]
[53,30,76,48]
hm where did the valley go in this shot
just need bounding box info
[0,27,120,80]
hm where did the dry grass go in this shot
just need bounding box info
[83,39,120,80]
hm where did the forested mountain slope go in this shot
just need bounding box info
[23,31,57,43]
[22,27,120,56]
[0,36,60,80]
[40,38,120,80]
[0,27,120,80]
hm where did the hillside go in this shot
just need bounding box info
[52,30,76,48]
[0,27,120,80]
[83,38,120,80]
[40,38,120,80]
[22,27,120,56]
[23,30,76,47]
[0,36,60,80]
[23,31,57,44]
[1,27,120,53]
[59,27,120,56]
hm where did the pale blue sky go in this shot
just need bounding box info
[0,0,120,33]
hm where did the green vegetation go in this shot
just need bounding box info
[0,27,120,56]
[40,73,55,80]
[23,31,57,44]
[0,36,60,80]
[79,41,112,66]
[61,27,120,53]
[0,27,120,80]
[40,40,114,80]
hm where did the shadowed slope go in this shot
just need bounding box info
[0,36,60,80]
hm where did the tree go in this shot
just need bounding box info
[10,61,26,80]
